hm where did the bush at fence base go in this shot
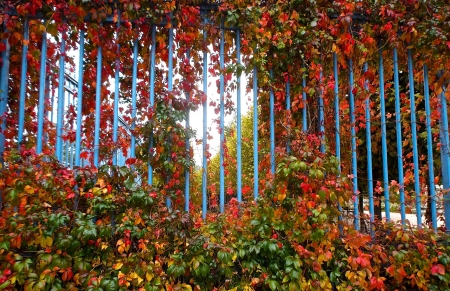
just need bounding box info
[0,152,449,291]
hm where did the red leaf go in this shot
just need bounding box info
[431,264,445,276]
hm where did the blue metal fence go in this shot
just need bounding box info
[0,7,450,233]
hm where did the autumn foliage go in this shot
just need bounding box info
[0,148,449,290]
[1,0,450,290]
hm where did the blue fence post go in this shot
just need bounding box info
[302,66,307,132]
[286,74,291,154]
[66,91,71,167]
[348,59,359,230]
[219,24,225,213]
[407,48,422,227]
[319,65,325,153]
[75,30,84,167]
[148,24,156,185]
[437,74,450,233]
[236,29,242,202]
[333,53,343,230]
[202,28,208,218]
[185,50,190,212]
[423,64,437,231]
[378,48,390,221]
[130,32,138,161]
[364,62,374,235]
[393,47,406,225]
[36,25,48,155]
[269,69,275,175]
[112,11,121,166]
[166,14,174,209]
[56,23,66,161]
[0,26,10,164]
[253,65,259,200]
[18,18,29,146]
[94,44,102,168]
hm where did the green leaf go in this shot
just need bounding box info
[0,241,10,251]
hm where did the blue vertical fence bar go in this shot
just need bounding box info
[348,59,359,230]
[253,65,258,200]
[319,66,325,153]
[407,49,422,226]
[113,11,121,166]
[269,69,275,175]
[393,47,406,225]
[148,24,156,185]
[379,48,390,221]
[36,25,47,154]
[18,18,29,146]
[236,29,242,202]
[364,62,374,234]
[423,64,437,231]
[333,53,343,232]
[130,34,138,161]
[438,79,450,232]
[56,24,66,161]
[0,26,10,163]
[202,28,208,218]
[286,75,291,154]
[302,66,307,132]
[65,91,71,166]
[219,24,225,212]
[166,15,174,208]
[75,30,84,167]
[185,50,190,212]
[94,44,102,167]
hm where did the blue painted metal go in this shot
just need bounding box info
[364,62,374,234]
[130,35,138,160]
[75,30,85,167]
[113,11,121,166]
[319,66,325,153]
[253,65,258,200]
[202,28,208,218]
[438,80,450,232]
[393,47,406,225]
[166,15,174,209]
[219,25,225,213]
[236,29,242,202]
[56,25,66,161]
[333,53,343,232]
[185,49,191,212]
[379,48,390,221]
[333,53,341,171]
[94,45,102,168]
[407,49,422,227]
[286,75,290,154]
[18,18,29,146]
[423,64,437,231]
[302,69,307,132]
[269,69,275,175]
[0,27,10,162]
[66,91,71,166]
[348,59,359,230]
[148,24,156,185]
[36,27,47,155]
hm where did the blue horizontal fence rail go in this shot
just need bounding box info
[0,10,449,234]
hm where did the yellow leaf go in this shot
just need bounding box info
[146,272,153,282]
[45,237,53,247]
[24,185,35,194]
[97,179,105,188]
[113,262,123,270]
